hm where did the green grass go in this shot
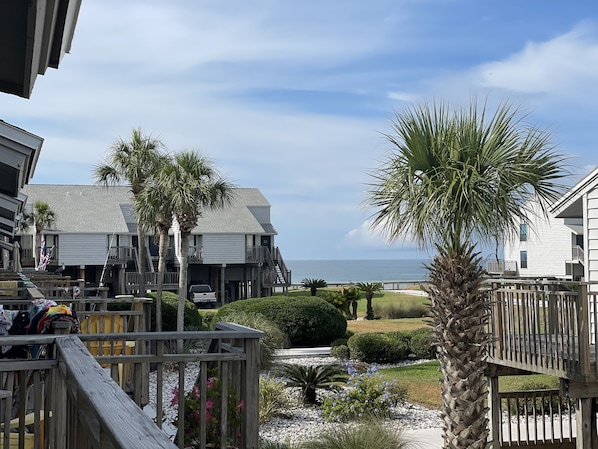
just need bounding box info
[380,361,560,409]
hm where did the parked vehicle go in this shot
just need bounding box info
[188,284,217,308]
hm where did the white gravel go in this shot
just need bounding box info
[145,356,442,445]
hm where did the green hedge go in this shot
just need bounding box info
[213,295,347,346]
[347,327,435,363]
[146,291,203,331]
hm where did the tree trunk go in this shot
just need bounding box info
[156,226,169,332]
[177,231,190,334]
[137,224,147,295]
[366,294,374,320]
[426,245,491,449]
[351,300,358,320]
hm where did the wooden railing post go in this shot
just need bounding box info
[578,283,591,377]
[491,282,504,360]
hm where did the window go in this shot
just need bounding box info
[520,250,528,269]
[519,223,527,242]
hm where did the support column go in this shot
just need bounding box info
[487,375,501,449]
[576,397,598,449]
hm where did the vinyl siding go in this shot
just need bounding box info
[58,234,108,265]
[202,235,246,264]
[503,201,573,278]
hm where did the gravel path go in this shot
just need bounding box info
[146,355,442,446]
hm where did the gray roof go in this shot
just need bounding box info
[19,185,275,235]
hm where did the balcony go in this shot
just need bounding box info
[486,259,517,276]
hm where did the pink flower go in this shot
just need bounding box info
[207,377,217,390]
[206,399,214,410]
[238,400,244,411]
[171,386,179,406]
[192,385,200,399]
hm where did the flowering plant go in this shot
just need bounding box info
[172,370,244,448]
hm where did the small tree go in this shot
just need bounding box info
[279,363,347,404]
[21,200,57,269]
[343,285,361,319]
[301,278,327,296]
[356,282,382,320]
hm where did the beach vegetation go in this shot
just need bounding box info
[259,375,293,423]
[211,310,289,369]
[301,419,410,449]
[355,282,382,320]
[347,332,410,363]
[301,278,328,296]
[366,98,567,449]
[321,363,406,422]
[317,290,350,318]
[373,296,430,319]
[214,296,347,346]
[279,363,348,404]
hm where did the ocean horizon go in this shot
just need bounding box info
[286,259,430,284]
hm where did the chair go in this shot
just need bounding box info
[79,314,135,387]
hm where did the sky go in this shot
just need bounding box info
[2,1,598,261]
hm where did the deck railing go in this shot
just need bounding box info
[488,280,598,381]
[0,324,262,449]
[498,389,575,448]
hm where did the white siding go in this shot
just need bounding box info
[58,234,108,265]
[586,189,598,286]
[503,201,573,278]
[202,235,245,264]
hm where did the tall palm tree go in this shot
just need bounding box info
[366,98,567,449]
[158,150,235,332]
[93,128,167,295]
[356,282,382,320]
[21,200,57,269]
[133,163,175,332]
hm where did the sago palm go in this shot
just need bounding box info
[301,278,327,296]
[280,363,347,404]
[366,98,567,449]
[93,128,167,294]
[355,282,382,320]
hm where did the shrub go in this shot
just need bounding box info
[330,345,350,361]
[301,419,410,449]
[213,310,289,369]
[408,327,436,359]
[259,376,293,423]
[279,363,347,404]
[317,291,349,317]
[214,296,347,346]
[124,291,203,331]
[321,363,407,422]
[347,333,409,363]
[373,297,430,319]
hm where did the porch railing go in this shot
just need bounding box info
[498,389,575,448]
[488,280,598,381]
[125,272,179,292]
[0,324,262,449]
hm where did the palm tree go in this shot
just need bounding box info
[356,282,382,320]
[279,363,347,404]
[93,128,167,295]
[22,200,57,269]
[157,150,235,333]
[301,278,327,296]
[365,98,567,449]
[133,164,174,332]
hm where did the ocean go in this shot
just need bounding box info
[285,259,430,285]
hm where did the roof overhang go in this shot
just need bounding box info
[551,167,598,219]
[0,0,82,98]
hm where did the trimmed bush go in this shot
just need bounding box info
[146,291,203,331]
[408,327,436,359]
[214,296,347,346]
[347,333,409,364]
[330,344,350,361]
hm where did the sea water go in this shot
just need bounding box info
[286,259,430,284]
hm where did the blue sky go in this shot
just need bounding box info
[2,1,598,260]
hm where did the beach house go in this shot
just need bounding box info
[16,184,291,300]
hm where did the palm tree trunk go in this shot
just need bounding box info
[156,227,168,332]
[426,245,491,449]
[137,225,147,295]
[177,231,190,334]
[366,294,374,320]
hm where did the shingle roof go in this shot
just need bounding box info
[20,185,274,235]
